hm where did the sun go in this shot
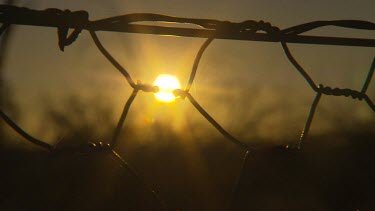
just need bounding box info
[153,74,181,103]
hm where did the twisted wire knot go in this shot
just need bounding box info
[239,20,280,34]
[135,80,159,93]
[0,5,89,51]
[173,89,187,98]
[214,20,280,35]
[52,9,89,51]
[318,84,365,100]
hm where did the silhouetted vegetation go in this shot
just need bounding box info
[1,95,375,210]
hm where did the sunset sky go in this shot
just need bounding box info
[2,0,375,146]
[1,1,375,210]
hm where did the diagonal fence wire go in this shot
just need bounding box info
[110,89,139,148]
[109,148,169,210]
[281,41,375,148]
[0,110,53,150]
[226,149,250,211]
[185,37,214,93]
[0,5,374,210]
[90,30,137,88]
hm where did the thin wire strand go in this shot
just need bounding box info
[185,37,214,92]
[90,30,136,88]
[281,42,318,91]
[110,149,169,210]
[280,20,375,35]
[91,13,223,30]
[299,91,322,148]
[364,95,375,112]
[0,14,53,151]
[111,89,139,148]
[0,23,9,36]
[361,57,375,93]
[226,150,250,211]
[181,91,254,150]
[0,110,53,150]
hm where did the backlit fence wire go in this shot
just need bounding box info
[0,5,374,210]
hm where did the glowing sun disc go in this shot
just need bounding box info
[153,74,181,102]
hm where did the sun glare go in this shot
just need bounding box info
[153,74,181,103]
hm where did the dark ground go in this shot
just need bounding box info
[1,127,375,211]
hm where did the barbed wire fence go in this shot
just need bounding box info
[0,5,374,210]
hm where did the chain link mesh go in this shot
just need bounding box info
[0,5,374,210]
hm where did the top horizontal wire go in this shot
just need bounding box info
[0,5,375,47]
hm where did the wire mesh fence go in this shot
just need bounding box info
[0,5,374,210]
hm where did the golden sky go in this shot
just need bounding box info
[2,0,375,146]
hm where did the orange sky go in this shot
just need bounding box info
[2,0,375,146]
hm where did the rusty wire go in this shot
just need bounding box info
[0,5,374,210]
